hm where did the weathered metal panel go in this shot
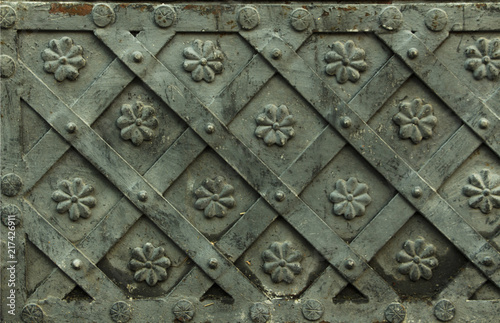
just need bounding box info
[1,2,499,322]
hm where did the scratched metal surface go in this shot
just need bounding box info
[1,2,499,322]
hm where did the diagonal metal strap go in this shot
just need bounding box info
[376,30,500,156]
[18,61,265,302]
[94,28,393,290]
[240,32,500,287]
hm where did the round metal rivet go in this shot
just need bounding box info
[345,258,355,270]
[1,204,21,227]
[250,302,270,323]
[407,48,418,59]
[275,191,285,202]
[479,118,489,129]
[434,299,455,322]
[205,123,215,134]
[290,8,313,32]
[1,173,23,197]
[302,299,324,321]
[0,5,17,29]
[92,4,115,27]
[481,256,494,267]
[385,303,406,323]
[138,191,148,202]
[341,116,352,129]
[208,258,218,269]
[425,8,448,32]
[154,5,176,28]
[0,55,16,78]
[21,304,44,323]
[71,259,82,270]
[110,301,131,322]
[132,51,143,63]
[379,6,403,31]
[238,7,260,30]
[412,186,423,198]
[173,299,195,322]
[66,122,77,133]
[271,48,282,60]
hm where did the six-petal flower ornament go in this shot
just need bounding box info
[51,178,96,221]
[465,37,500,80]
[393,98,437,144]
[325,40,368,84]
[183,39,224,83]
[129,242,171,287]
[262,241,303,284]
[396,237,439,282]
[41,36,86,81]
[255,104,296,147]
[462,169,500,214]
[194,176,235,218]
[329,177,372,220]
[116,101,159,146]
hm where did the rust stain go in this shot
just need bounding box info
[338,6,358,12]
[476,4,487,9]
[49,4,92,16]
[183,4,221,16]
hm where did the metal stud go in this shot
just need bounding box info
[479,118,489,129]
[407,48,418,59]
[271,48,282,60]
[92,4,115,28]
[434,299,455,322]
[344,258,355,270]
[412,186,423,198]
[385,303,406,323]
[0,5,17,29]
[238,7,260,30]
[154,5,176,28]
[481,256,494,267]
[208,258,218,269]
[132,51,143,63]
[205,123,216,134]
[138,191,148,202]
[1,173,23,197]
[66,122,77,133]
[340,116,352,129]
[71,259,82,270]
[0,55,16,78]
[290,8,313,32]
[275,190,286,202]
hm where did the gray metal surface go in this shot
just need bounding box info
[1,2,499,322]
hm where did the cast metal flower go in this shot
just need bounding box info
[117,101,158,146]
[41,37,86,81]
[462,169,500,214]
[51,178,96,221]
[465,37,500,80]
[183,39,223,83]
[194,176,235,218]
[396,237,438,282]
[329,177,372,220]
[255,104,295,147]
[129,242,171,287]
[393,98,437,144]
[262,241,302,284]
[325,40,367,84]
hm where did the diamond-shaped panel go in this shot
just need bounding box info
[236,217,328,297]
[297,33,392,103]
[98,215,194,298]
[92,79,187,175]
[370,213,468,298]
[228,75,327,176]
[19,31,115,107]
[438,145,500,241]
[367,76,463,171]
[300,145,396,242]
[157,33,255,109]
[164,148,260,241]
[25,148,123,243]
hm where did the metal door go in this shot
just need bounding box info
[1,2,499,322]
